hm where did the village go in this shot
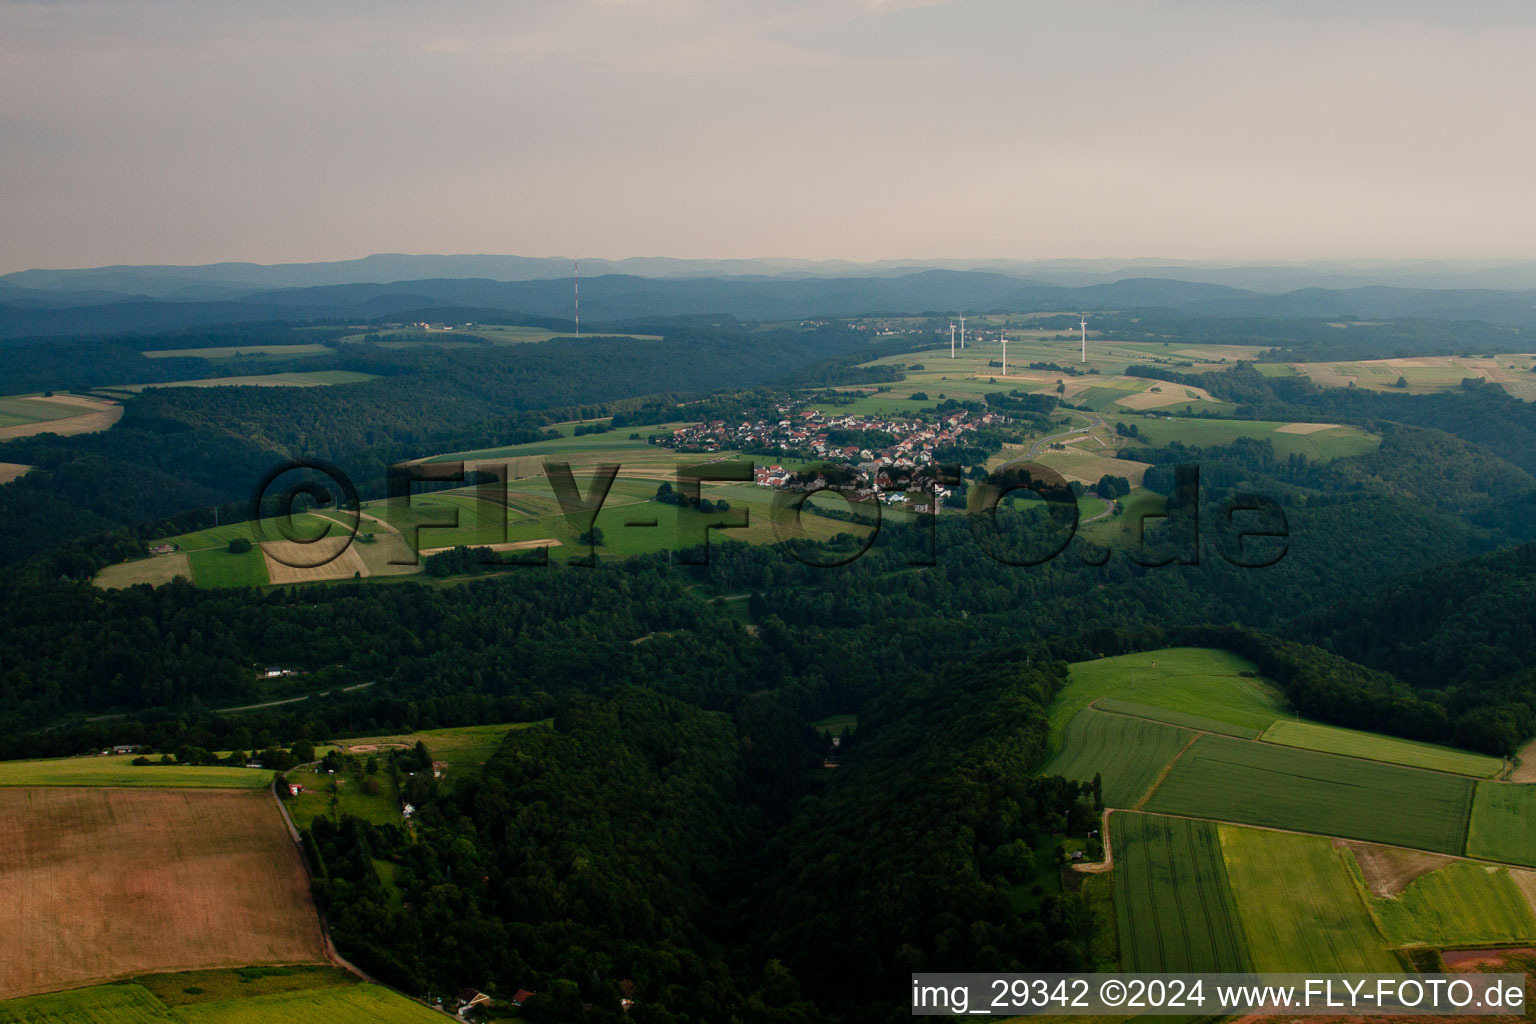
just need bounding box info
[657,407,1012,509]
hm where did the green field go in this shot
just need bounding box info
[1047,648,1285,752]
[1466,782,1536,867]
[188,547,270,588]
[1218,826,1399,972]
[172,984,445,1024]
[1040,709,1193,808]
[0,979,443,1024]
[1111,812,1250,972]
[1093,699,1261,740]
[1128,418,1380,461]
[1144,735,1475,854]
[0,754,273,788]
[1365,860,1536,948]
[135,966,354,1007]
[1261,719,1504,778]
[0,984,173,1024]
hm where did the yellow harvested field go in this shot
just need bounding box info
[1512,737,1536,783]
[1273,422,1343,434]
[0,462,30,485]
[260,539,368,583]
[0,787,325,998]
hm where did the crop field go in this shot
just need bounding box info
[1092,699,1261,739]
[1143,735,1475,854]
[1110,812,1250,972]
[1127,417,1379,461]
[141,344,331,359]
[0,979,441,1024]
[0,755,271,788]
[1218,826,1398,972]
[0,395,84,427]
[1048,648,1284,749]
[1466,782,1536,867]
[1260,719,1504,778]
[1286,354,1536,400]
[1365,860,1536,948]
[0,394,123,440]
[1040,710,1192,808]
[0,788,324,997]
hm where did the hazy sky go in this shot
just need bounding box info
[3,0,1535,272]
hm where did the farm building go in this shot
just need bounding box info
[457,989,492,1015]
[513,989,535,1006]
[288,783,304,796]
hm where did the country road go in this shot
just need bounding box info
[1006,412,1108,464]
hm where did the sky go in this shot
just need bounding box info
[3,0,1535,272]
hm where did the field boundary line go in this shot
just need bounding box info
[1134,806,1529,870]
[1135,733,1197,810]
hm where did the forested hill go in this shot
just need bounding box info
[308,667,1097,1024]
[8,271,1536,338]
[1297,542,1536,751]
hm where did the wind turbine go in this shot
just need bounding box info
[1080,314,1087,363]
[950,322,956,359]
[1000,330,1008,377]
[959,314,966,350]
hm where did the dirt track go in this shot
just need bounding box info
[0,787,325,998]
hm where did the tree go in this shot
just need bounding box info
[1396,376,1409,388]
[227,537,252,554]
[292,738,316,764]
[365,755,379,775]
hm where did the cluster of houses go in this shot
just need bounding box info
[661,407,1003,510]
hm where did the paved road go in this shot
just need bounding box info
[1006,412,1108,464]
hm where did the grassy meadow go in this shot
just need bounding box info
[1047,648,1284,751]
